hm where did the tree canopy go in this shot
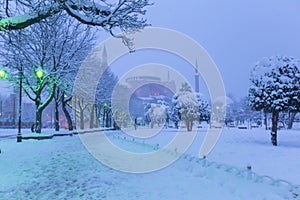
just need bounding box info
[249,55,300,113]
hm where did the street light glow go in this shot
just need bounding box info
[0,69,6,79]
[35,69,44,79]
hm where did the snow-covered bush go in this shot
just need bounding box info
[147,104,167,128]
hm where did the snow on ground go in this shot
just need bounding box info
[206,128,300,186]
[0,127,300,199]
[116,125,300,185]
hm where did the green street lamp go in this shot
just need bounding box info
[102,103,109,127]
[0,69,6,80]
[0,69,6,122]
[104,103,108,110]
[35,68,44,79]
[17,69,23,143]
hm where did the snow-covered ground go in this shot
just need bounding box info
[0,127,300,199]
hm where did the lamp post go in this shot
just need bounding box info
[103,103,107,127]
[17,68,23,142]
[0,70,5,118]
[0,69,22,142]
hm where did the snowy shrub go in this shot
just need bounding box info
[147,104,167,128]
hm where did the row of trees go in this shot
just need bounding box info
[0,13,95,133]
[225,96,261,127]
[142,71,299,139]
[226,95,299,131]
[0,0,151,133]
[144,83,210,132]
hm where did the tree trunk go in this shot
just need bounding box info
[62,98,73,131]
[175,121,178,129]
[271,110,279,146]
[94,104,99,128]
[106,109,109,127]
[55,101,60,131]
[186,120,192,132]
[32,82,55,134]
[80,110,84,129]
[90,104,95,129]
[102,108,105,128]
[35,108,42,133]
[264,111,268,130]
[287,112,297,129]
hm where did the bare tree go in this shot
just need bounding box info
[0,13,95,133]
[49,13,96,132]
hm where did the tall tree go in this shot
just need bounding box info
[94,68,118,128]
[249,55,300,145]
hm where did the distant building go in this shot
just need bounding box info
[126,75,176,94]
[0,92,68,128]
[127,75,176,117]
[0,94,36,127]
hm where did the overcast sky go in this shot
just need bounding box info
[143,0,300,98]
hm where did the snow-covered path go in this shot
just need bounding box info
[1,127,300,199]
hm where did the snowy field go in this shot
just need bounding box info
[1,127,300,199]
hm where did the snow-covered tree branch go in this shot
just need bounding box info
[0,0,152,35]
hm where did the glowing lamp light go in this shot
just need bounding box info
[104,103,108,109]
[0,69,6,80]
[35,69,44,79]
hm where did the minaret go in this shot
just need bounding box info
[194,59,200,93]
[102,45,108,68]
